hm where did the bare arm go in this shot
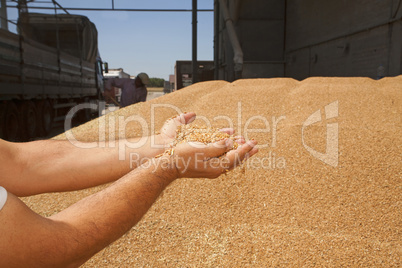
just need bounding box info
[0,113,197,197]
[0,159,175,267]
[0,139,258,267]
[7,136,161,196]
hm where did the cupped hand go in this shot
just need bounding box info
[158,112,236,146]
[167,138,258,179]
[159,112,196,146]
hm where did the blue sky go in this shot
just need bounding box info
[6,0,214,80]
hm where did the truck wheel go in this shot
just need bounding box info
[22,101,37,140]
[79,98,97,123]
[4,102,20,141]
[36,100,54,137]
[0,103,6,139]
[42,100,54,136]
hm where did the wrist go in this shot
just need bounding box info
[152,134,175,156]
[153,134,164,146]
[153,134,172,149]
[147,135,168,157]
[140,156,178,185]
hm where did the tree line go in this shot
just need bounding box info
[148,77,165,87]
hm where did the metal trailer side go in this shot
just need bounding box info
[0,13,105,141]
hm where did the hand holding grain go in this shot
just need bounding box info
[158,112,239,148]
[169,138,258,179]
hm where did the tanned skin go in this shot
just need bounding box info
[0,112,258,267]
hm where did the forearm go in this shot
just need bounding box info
[0,137,257,267]
[0,157,176,267]
[10,135,166,196]
[50,157,175,266]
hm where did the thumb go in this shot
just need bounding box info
[176,112,196,125]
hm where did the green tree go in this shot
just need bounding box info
[148,78,165,87]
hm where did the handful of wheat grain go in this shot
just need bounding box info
[159,125,239,157]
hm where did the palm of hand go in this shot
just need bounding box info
[159,112,196,146]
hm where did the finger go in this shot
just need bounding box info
[247,146,259,158]
[241,146,259,163]
[234,136,245,145]
[176,112,196,125]
[202,139,254,178]
[219,128,235,135]
[195,138,234,159]
[184,112,197,124]
[222,140,258,169]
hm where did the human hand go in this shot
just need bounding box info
[158,112,235,146]
[159,112,196,146]
[163,138,258,179]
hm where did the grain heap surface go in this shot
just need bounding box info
[24,77,401,267]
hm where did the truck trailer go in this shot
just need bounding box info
[0,12,106,141]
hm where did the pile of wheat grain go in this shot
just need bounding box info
[24,76,401,267]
